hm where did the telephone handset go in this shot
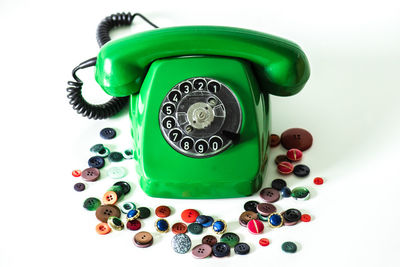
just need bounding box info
[68,12,310,199]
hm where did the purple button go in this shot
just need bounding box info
[256,203,277,216]
[192,244,212,259]
[81,167,100,182]
[259,187,280,203]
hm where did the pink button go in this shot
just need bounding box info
[192,244,212,259]
[286,148,303,161]
[277,161,294,174]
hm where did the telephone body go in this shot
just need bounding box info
[95,26,310,199]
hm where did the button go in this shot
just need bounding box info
[207,81,220,93]
[108,152,124,163]
[138,207,151,219]
[212,220,227,234]
[234,243,250,255]
[280,187,292,198]
[209,136,223,151]
[281,128,313,151]
[314,177,324,185]
[277,161,294,174]
[180,137,194,151]
[113,181,130,195]
[194,139,208,154]
[107,185,124,198]
[271,179,287,191]
[81,167,100,182]
[107,167,127,179]
[96,222,111,235]
[122,149,134,159]
[181,209,200,223]
[72,169,81,177]
[169,129,182,142]
[95,204,121,222]
[192,244,212,259]
[133,231,153,248]
[107,216,124,231]
[287,148,303,161]
[258,213,269,222]
[282,208,302,223]
[168,90,182,102]
[275,155,292,165]
[268,213,284,228]
[256,203,277,216]
[281,241,297,253]
[162,117,175,129]
[90,144,105,153]
[88,156,105,169]
[188,223,203,235]
[269,134,280,147]
[97,147,110,158]
[239,211,258,226]
[212,242,230,257]
[301,214,311,222]
[247,219,264,234]
[155,205,171,218]
[155,218,169,233]
[83,197,100,211]
[193,78,207,90]
[179,81,192,94]
[220,232,240,247]
[127,219,141,231]
[259,238,270,247]
[172,222,188,234]
[102,191,118,205]
[100,127,116,139]
[202,235,217,246]
[244,200,259,213]
[260,187,280,203]
[293,164,310,177]
[195,215,208,225]
[162,102,176,115]
[171,233,192,254]
[201,216,214,227]
[291,187,311,200]
[127,209,140,221]
[74,182,85,192]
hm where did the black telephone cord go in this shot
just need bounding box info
[66,12,158,120]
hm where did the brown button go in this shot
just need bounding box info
[172,222,187,234]
[155,205,171,218]
[81,167,100,182]
[202,235,218,246]
[269,134,280,147]
[239,211,258,225]
[95,204,121,222]
[280,128,313,151]
[133,231,153,248]
[275,155,293,165]
[256,203,277,216]
[259,187,280,203]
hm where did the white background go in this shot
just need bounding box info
[1,0,399,266]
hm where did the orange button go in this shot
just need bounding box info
[181,209,200,223]
[96,222,111,235]
[155,205,171,218]
[172,222,188,234]
[102,191,118,205]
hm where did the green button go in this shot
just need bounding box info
[108,216,124,231]
[83,197,101,211]
[291,187,310,200]
[123,149,134,159]
[138,207,151,219]
[281,241,297,253]
[258,213,269,222]
[188,223,203,234]
[109,152,124,162]
[97,147,110,158]
[220,232,240,247]
[90,144,105,153]
[107,185,125,198]
[121,202,136,214]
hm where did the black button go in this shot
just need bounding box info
[244,200,259,213]
[113,181,131,195]
[293,164,310,177]
[162,117,175,129]
[212,242,230,257]
[138,207,151,219]
[74,182,85,192]
[271,179,287,191]
[193,78,207,90]
[180,137,194,151]
[88,156,105,169]
[100,127,116,140]
[169,129,182,142]
[168,90,182,102]
[207,81,221,93]
[209,136,223,151]
[179,81,192,94]
[234,242,250,255]
[195,140,208,154]
[162,103,175,115]
[283,208,302,222]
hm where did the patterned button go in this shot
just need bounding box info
[260,187,280,203]
[192,244,212,259]
[121,202,136,214]
[72,169,81,177]
[81,167,100,182]
[277,161,294,174]
[287,148,303,161]
[171,234,192,254]
[247,219,264,234]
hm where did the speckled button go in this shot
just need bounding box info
[256,203,277,216]
[133,231,153,248]
[220,232,240,247]
[81,167,100,182]
[202,235,218,246]
[260,187,280,203]
[192,244,212,259]
[171,233,192,254]
[281,128,313,151]
[95,204,121,222]
[107,167,127,179]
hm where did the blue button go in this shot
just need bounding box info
[196,215,208,224]
[155,219,169,233]
[100,127,116,139]
[280,187,292,198]
[212,220,227,234]
[268,213,283,228]
[88,156,105,169]
[201,216,214,227]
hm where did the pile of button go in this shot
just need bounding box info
[72,127,324,256]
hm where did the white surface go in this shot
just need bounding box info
[0,0,399,266]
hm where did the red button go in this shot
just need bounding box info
[259,238,270,246]
[277,161,294,174]
[247,219,264,234]
[301,214,311,222]
[181,209,200,223]
[127,220,141,231]
[72,169,81,177]
[155,205,171,218]
[314,177,324,185]
[286,149,303,162]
